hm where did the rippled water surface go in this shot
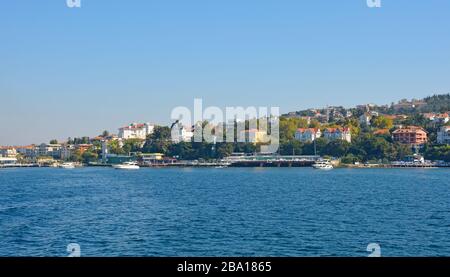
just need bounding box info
[0,167,449,256]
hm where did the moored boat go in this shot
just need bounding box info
[59,162,75,169]
[112,161,140,170]
[312,159,333,170]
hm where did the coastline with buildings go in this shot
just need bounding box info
[1,94,450,169]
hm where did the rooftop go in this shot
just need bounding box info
[324,127,350,133]
[393,126,427,134]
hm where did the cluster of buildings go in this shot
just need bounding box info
[171,124,195,143]
[0,143,95,161]
[0,121,196,165]
[118,123,154,140]
[359,111,380,126]
[1,109,449,165]
[423,113,450,124]
[118,122,194,143]
[295,127,352,143]
[437,126,450,144]
[293,124,448,147]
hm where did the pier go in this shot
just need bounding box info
[224,154,320,168]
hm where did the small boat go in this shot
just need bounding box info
[312,159,333,170]
[59,162,75,169]
[112,161,140,170]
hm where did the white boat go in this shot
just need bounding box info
[312,159,334,170]
[59,162,75,169]
[112,161,140,170]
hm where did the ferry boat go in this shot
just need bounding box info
[112,161,140,170]
[59,162,75,169]
[312,159,334,170]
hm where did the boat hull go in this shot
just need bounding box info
[112,165,140,170]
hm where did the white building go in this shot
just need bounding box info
[359,113,372,126]
[294,128,321,142]
[0,147,17,158]
[118,123,154,140]
[171,125,194,143]
[437,126,450,144]
[435,113,449,124]
[0,157,18,166]
[60,145,75,160]
[38,143,62,158]
[424,113,449,124]
[323,127,352,143]
[16,145,37,158]
[370,111,379,117]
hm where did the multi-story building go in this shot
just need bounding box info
[323,127,351,143]
[0,157,18,166]
[294,128,321,142]
[118,123,154,140]
[359,113,372,126]
[437,126,450,144]
[37,143,62,158]
[76,144,93,154]
[16,145,37,158]
[171,124,194,143]
[392,126,428,146]
[0,147,17,158]
[60,145,74,160]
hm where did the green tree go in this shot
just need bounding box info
[143,126,173,154]
[150,126,172,140]
[341,154,361,164]
[393,143,413,161]
[279,117,309,142]
[323,140,351,157]
[109,140,125,155]
[372,116,394,129]
[279,140,303,155]
[424,145,450,162]
[309,119,320,129]
[82,150,98,163]
[122,139,143,154]
[70,150,83,162]
[349,134,397,162]
[49,139,58,144]
[344,118,361,138]
[302,138,327,155]
[73,137,90,144]
[168,141,194,159]
[216,143,234,159]
[234,142,257,154]
[402,114,427,127]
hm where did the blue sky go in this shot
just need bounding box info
[1,0,450,145]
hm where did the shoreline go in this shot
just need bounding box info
[1,164,449,169]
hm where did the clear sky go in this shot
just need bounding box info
[1,0,450,145]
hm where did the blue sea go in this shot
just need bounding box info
[0,167,449,257]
